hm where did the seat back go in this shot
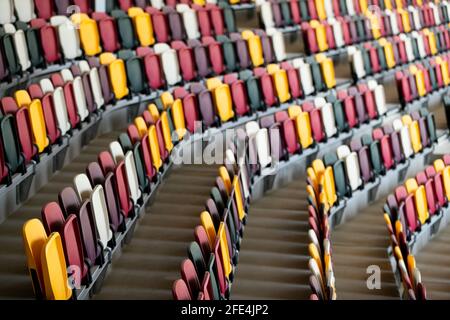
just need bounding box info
[41,202,65,235]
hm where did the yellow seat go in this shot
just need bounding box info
[193,0,206,4]
[266,63,280,74]
[307,167,319,195]
[385,0,392,9]
[23,219,47,297]
[312,159,326,180]
[109,59,129,99]
[213,84,234,122]
[127,7,144,17]
[307,184,318,208]
[399,9,411,33]
[99,52,116,65]
[70,13,90,24]
[242,30,264,67]
[314,0,327,20]
[200,211,216,248]
[148,103,160,122]
[434,159,446,173]
[133,12,155,47]
[218,222,232,279]
[308,243,324,277]
[407,254,416,283]
[440,59,450,86]
[229,0,240,4]
[323,166,337,207]
[288,105,302,119]
[402,114,413,126]
[172,99,186,140]
[311,20,328,52]
[409,120,422,153]
[395,220,403,242]
[15,90,32,107]
[394,245,403,262]
[134,116,148,138]
[272,69,291,103]
[316,54,336,88]
[427,32,438,56]
[148,125,162,171]
[383,213,392,230]
[233,176,246,221]
[405,178,419,194]
[79,19,102,56]
[415,185,429,225]
[395,0,403,10]
[383,42,396,69]
[160,111,174,152]
[29,100,49,153]
[41,233,72,300]
[443,166,450,201]
[296,112,313,149]
[160,92,174,110]
[220,166,232,195]
[206,77,223,91]
[414,69,426,97]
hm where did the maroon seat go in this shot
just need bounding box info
[58,187,81,218]
[188,39,211,79]
[98,151,116,175]
[434,172,446,207]
[350,138,362,152]
[155,119,169,161]
[343,96,358,128]
[115,161,134,219]
[202,37,225,75]
[99,17,121,53]
[213,241,227,297]
[74,0,92,13]
[144,53,165,90]
[0,138,9,185]
[282,119,300,154]
[41,93,61,145]
[194,225,211,262]
[380,135,394,170]
[425,179,438,216]
[28,84,44,100]
[181,259,201,299]
[41,202,65,235]
[386,194,398,220]
[40,24,61,64]
[54,0,70,15]
[86,162,106,187]
[254,30,275,63]
[390,131,404,164]
[140,133,156,183]
[15,108,38,164]
[349,87,367,124]
[205,199,221,231]
[206,4,225,35]
[172,279,192,300]
[146,7,170,43]
[0,50,8,83]
[183,93,201,133]
[98,65,114,105]
[92,12,110,21]
[229,33,251,69]
[172,41,196,82]
[127,124,141,144]
[404,194,419,233]
[1,97,19,115]
[63,82,81,129]
[61,214,90,287]
[82,73,96,113]
[193,4,212,37]
[256,70,277,107]
[282,63,302,99]
[162,7,185,41]
[78,200,103,266]
[310,109,325,143]
[359,146,374,184]
[104,172,125,233]
[395,185,408,203]
[34,0,54,20]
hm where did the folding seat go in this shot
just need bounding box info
[172,279,191,300]
[28,100,49,153]
[266,28,286,62]
[8,27,31,72]
[380,135,394,170]
[90,185,114,250]
[358,146,374,184]
[317,99,337,138]
[181,258,201,300]
[404,194,419,234]
[154,43,181,86]
[15,108,38,164]
[241,30,264,67]
[405,178,419,195]
[390,131,404,165]
[106,59,129,100]
[123,151,143,205]
[344,151,362,191]
[148,125,162,171]
[97,17,121,53]
[74,173,93,203]
[61,82,80,129]
[146,7,170,43]
[176,4,200,40]
[39,94,61,146]
[50,16,82,60]
[409,121,422,154]
[111,10,138,49]
[130,10,155,47]
[77,200,104,268]
[73,0,92,13]
[203,37,225,76]
[114,160,134,219]
[1,31,21,76]
[0,0,13,24]
[78,18,102,57]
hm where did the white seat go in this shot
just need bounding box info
[3,23,16,34]
[314,97,327,108]
[50,15,69,26]
[412,32,426,59]
[124,151,142,205]
[387,10,399,35]
[0,0,14,24]
[245,121,260,138]
[267,29,286,61]
[329,18,344,48]
[40,79,55,94]
[255,128,272,169]
[345,151,362,191]
[90,185,113,248]
[400,125,413,158]
[14,0,35,23]
[413,268,422,287]
[74,173,93,202]
[79,60,90,74]
[73,77,89,121]
[260,2,275,29]
[308,230,321,256]
[151,0,164,10]
[53,87,71,135]
[350,48,366,79]
[392,119,403,132]
[56,20,82,60]
[443,2,450,21]
[89,68,105,109]
[408,6,421,30]
[154,43,181,86]
[293,59,314,96]
[308,259,325,299]
[61,69,74,83]
[178,5,200,40]
[14,30,31,71]
[368,80,387,116]
[345,0,355,15]
[95,0,107,12]
[239,161,250,199]
[320,102,337,138]
[399,34,415,62]
[206,0,217,3]
[430,3,441,25]
[109,141,125,164]
[324,0,334,18]
[336,145,351,160]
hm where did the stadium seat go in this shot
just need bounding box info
[74,173,93,203]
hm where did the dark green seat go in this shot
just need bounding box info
[188,241,206,280]
[2,34,20,76]
[133,142,150,193]
[105,0,116,13]
[0,115,25,175]
[218,2,236,33]
[211,187,225,217]
[165,107,176,138]
[217,35,237,72]
[299,0,310,21]
[361,134,373,146]
[411,38,420,60]
[361,47,372,76]
[426,113,437,143]
[424,61,438,90]
[323,152,338,167]
[333,160,350,199]
[111,11,137,50]
[118,132,133,152]
[333,100,347,132]
[244,76,264,112]
[355,17,366,42]
[280,1,292,26]
[376,45,387,71]
[444,95,450,131]
[339,0,348,15]
[125,57,146,94]
[117,49,135,61]
[306,57,324,92]
[207,254,220,300]
[225,210,237,254]
[25,28,44,69]
[369,141,384,176]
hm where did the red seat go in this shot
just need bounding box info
[257,71,277,107]
[34,0,54,20]
[416,172,428,186]
[343,96,358,128]
[58,187,81,218]
[324,22,336,50]
[172,279,192,300]
[73,0,91,13]
[310,109,325,143]
[172,41,196,82]
[289,0,302,24]
[372,128,384,141]
[194,225,211,262]
[443,154,450,166]
[434,172,446,207]
[51,74,65,88]
[282,119,300,154]
[230,79,250,117]
[181,259,201,299]
[155,119,169,161]
[206,4,225,35]
[404,194,419,233]
[78,200,103,266]
[142,110,156,126]
[28,84,44,100]
[127,124,141,144]
[425,178,438,216]
[15,108,38,164]
[98,151,116,176]
[380,135,394,170]
[201,272,212,300]
[143,53,165,90]
[425,165,436,179]
[202,37,225,75]
[41,93,61,145]
[104,172,125,233]
[193,4,212,37]
[136,46,153,57]
[99,17,121,53]
[213,242,228,297]
[183,93,201,133]
[302,23,318,54]
[140,133,156,183]
[115,161,134,219]
[61,214,89,287]
[283,63,302,99]
[41,202,65,235]
[40,24,61,64]
[63,82,81,129]
[119,0,133,11]
[396,71,412,105]
[395,186,408,203]
[360,86,377,120]
[146,7,170,43]
[1,97,19,115]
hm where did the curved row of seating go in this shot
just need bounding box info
[301,4,450,55]
[172,154,249,300]
[396,54,450,106]
[382,156,450,299]
[258,0,445,30]
[306,108,439,299]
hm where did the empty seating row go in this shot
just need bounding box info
[396,55,450,107]
[349,26,450,80]
[301,5,450,55]
[258,0,448,29]
[173,155,250,300]
[306,109,438,299]
[382,156,450,299]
